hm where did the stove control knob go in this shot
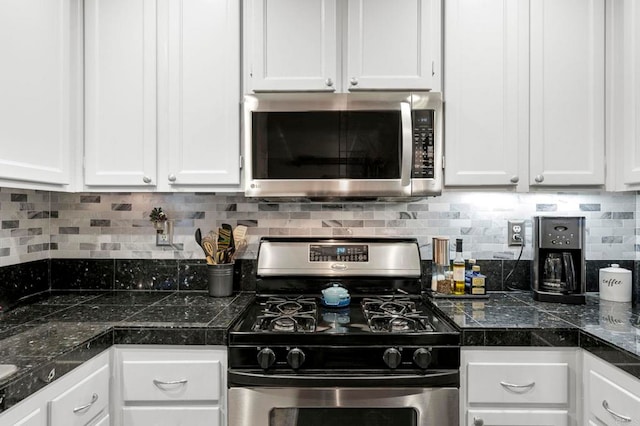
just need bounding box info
[413,348,432,369]
[257,348,276,370]
[383,348,402,369]
[286,348,306,370]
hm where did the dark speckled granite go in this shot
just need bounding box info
[0,260,49,310]
[115,259,179,290]
[50,259,115,290]
[0,290,253,413]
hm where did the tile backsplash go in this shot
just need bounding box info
[1,188,638,267]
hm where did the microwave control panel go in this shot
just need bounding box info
[412,110,435,178]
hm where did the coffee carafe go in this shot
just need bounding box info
[533,216,586,304]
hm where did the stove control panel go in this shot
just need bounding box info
[309,244,369,262]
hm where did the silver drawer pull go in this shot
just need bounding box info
[603,400,632,422]
[500,380,535,390]
[73,393,98,413]
[153,378,188,387]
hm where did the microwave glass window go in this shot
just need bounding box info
[269,408,417,426]
[252,111,401,179]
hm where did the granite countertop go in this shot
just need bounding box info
[0,291,254,412]
[2,289,640,413]
[428,291,640,378]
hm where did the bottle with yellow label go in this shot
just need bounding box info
[452,238,465,295]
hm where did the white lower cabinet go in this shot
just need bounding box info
[91,414,110,426]
[466,410,568,426]
[0,350,110,426]
[583,351,640,425]
[49,363,109,426]
[5,408,45,426]
[123,407,220,426]
[114,345,227,426]
[461,347,580,426]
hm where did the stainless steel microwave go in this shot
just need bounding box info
[243,92,443,199]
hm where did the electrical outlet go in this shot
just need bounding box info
[156,233,171,246]
[508,220,525,247]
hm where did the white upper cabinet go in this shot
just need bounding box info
[244,0,338,92]
[346,0,440,91]
[444,0,528,187]
[84,0,158,187]
[84,0,240,190]
[244,0,441,92]
[529,0,605,187]
[607,0,640,190]
[0,0,81,190]
[160,0,240,187]
[444,0,605,189]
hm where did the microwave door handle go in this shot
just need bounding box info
[400,102,412,187]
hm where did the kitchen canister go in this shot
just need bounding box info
[208,263,234,297]
[599,264,632,302]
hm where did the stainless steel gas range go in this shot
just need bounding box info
[228,237,460,426]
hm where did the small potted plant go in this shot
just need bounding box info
[149,207,168,232]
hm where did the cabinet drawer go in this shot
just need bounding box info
[467,362,569,405]
[122,406,220,426]
[49,364,109,426]
[589,369,640,425]
[467,409,568,426]
[121,359,221,402]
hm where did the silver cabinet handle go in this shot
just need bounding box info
[350,77,358,86]
[534,174,544,183]
[143,176,152,184]
[153,378,188,387]
[602,400,632,422]
[500,380,535,390]
[168,174,177,182]
[325,78,334,87]
[473,417,484,426]
[73,393,98,413]
[510,175,519,184]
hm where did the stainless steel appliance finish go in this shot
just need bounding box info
[243,92,443,199]
[533,216,586,304]
[229,387,458,426]
[228,237,460,426]
[256,238,422,277]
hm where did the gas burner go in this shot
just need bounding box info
[367,313,434,333]
[362,297,434,333]
[253,296,318,332]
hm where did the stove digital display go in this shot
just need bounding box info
[309,244,369,262]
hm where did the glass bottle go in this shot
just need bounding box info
[452,238,465,295]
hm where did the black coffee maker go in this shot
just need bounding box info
[533,216,586,304]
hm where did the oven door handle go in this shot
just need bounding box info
[228,369,459,388]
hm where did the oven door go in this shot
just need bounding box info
[229,387,458,426]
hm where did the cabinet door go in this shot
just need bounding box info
[444,0,528,187]
[618,0,640,186]
[49,364,110,426]
[346,0,440,91]
[0,0,78,187]
[529,0,605,186]
[84,0,158,187]
[123,406,220,426]
[13,409,45,426]
[245,0,338,92]
[159,0,240,188]
[467,410,569,426]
